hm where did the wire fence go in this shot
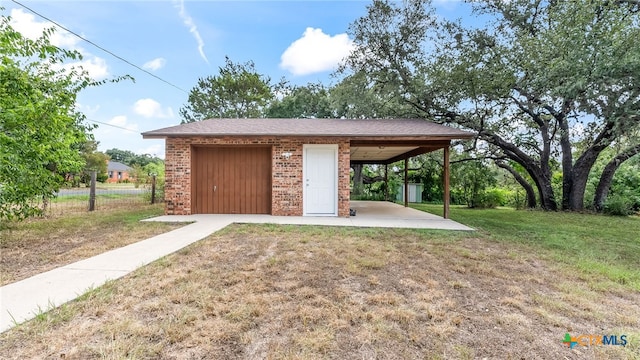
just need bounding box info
[41,173,164,217]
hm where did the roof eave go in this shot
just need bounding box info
[141,133,475,139]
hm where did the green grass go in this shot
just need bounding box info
[412,204,640,291]
[5,205,163,233]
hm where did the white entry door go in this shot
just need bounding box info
[303,144,338,216]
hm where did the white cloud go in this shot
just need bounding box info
[108,115,138,131]
[133,98,174,119]
[172,0,208,63]
[142,57,167,71]
[9,9,79,48]
[280,28,355,76]
[62,57,109,80]
[9,8,109,80]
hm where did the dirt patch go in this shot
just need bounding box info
[0,224,638,359]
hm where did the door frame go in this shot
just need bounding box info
[302,144,338,216]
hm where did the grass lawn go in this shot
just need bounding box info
[0,206,638,359]
[0,204,183,286]
[412,204,640,292]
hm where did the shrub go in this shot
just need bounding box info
[471,189,506,209]
[603,194,635,216]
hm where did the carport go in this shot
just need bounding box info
[350,138,458,218]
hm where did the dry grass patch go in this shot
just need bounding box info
[0,204,182,285]
[1,224,638,359]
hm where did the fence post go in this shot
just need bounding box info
[151,175,156,205]
[89,170,97,211]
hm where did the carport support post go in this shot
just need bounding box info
[404,157,409,208]
[384,164,389,201]
[443,146,450,219]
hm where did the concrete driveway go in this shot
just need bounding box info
[147,201,473,231]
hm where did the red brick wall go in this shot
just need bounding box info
[106,171,131,183]
[164,136,350,217]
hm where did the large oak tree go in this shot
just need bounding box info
[342,0,640,211]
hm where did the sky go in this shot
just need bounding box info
[1,0,469,159]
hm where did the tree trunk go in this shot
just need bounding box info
[496,162,537,208]
[569,143,610,211]
[513,159,557,210]
[568,121,616,211]
[593,144,640,211]
[352,163,364,195]
[559,116,573,210]
[538,174,558,211]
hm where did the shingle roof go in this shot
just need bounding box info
[141,118,474,139]
[107,161,132,172]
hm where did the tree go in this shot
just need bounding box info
[342,0,640,211]
[105,148,160,167]
[179,56,274,122]
[331,70,419,119]
[0,13,124,221]
[143,161,165,201]
[79,141,109,184]
[266,83,334,118]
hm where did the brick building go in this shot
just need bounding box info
[142,118,473,218]
[106,161,133,183]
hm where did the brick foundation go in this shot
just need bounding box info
[164,136,350,217]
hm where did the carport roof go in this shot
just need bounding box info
[141,118,474,139]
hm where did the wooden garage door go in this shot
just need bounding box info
[192,146,271,214]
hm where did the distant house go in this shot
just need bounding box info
[106,161,133,183]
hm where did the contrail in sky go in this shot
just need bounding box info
[173,0,209,63]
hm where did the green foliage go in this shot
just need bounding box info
[603,194,635,216]
[0,14,96,221]
[608,158,640,211]
[267,83,334,118]
[473,188,508,209]
[350,164,397,201]
[585,145,640,211]
[78,141,108,185]
[180,56,273,122]
[331,71,418,118]
[450,159,497,208]
[129,164,146,188]
[104,148,160,167]
[143,161,165,202]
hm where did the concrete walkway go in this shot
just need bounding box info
[1,201,471,333]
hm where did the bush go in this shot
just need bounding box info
[350,192,385,201]
[603,194,635,216]
[471,189,506,209]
